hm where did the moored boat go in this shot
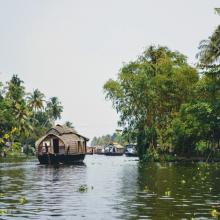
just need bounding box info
[86,146,94,155]
[94,145,105,155]
[104,142,124,156]
[104,152,124,156]
[124,144,138,157]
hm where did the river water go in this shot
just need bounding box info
[1,155,220,219]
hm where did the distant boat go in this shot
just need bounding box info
[86,146,94,155]
[124,144,138,157]
[94,145,105,155]
[35,124,89,164]
[104,143,124,156]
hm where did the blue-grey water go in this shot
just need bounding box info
[1,155,220,219]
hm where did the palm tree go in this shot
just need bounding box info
[6,75,25,105]
[14,102,33,137]
[215,8,220,15]
[64,121,74,128]
[27,89,45,112]
[46,97,63,124]
[197,25,220,65]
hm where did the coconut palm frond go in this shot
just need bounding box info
[197,25,220,65]
[215,8,220,15]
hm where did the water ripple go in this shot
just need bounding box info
[1,156,220,219]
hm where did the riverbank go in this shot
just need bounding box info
[140,153,220,163]
[159,156,220,163]
[138,148,220,162]
[0,155,36,163]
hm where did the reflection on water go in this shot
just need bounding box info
[1,156,220,219]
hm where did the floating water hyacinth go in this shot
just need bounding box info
[0,209,7,215]
[211,209,219,218]
[78,185,88,192]
[165,191,171,196]
[19,197,28,205]
[143,186,149,193]
[181,180,186,184]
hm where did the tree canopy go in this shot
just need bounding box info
[0,75,64,156]
[104,44,220,160]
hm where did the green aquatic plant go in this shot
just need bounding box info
[143,186,149,193]
[19,197,28,205]
[165,190,171,196]
[78,185,88,193]
[181,180,186,184]
[211,209,219,218]
[0,209,7,215]
[0,193,4,197]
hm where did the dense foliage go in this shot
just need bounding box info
[104,38,220,160]
[0,75,64,156]
[90,131,132,147]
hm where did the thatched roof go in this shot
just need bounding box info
[94,145,105,150]
[106,142,124,149]
[35,124,89,148]
[47,124,77,135]
[35,135,47,148]
[47,124,89,140]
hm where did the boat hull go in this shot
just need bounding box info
[125,152,138,157]
[38,154,86,164]
[86,152,93,155]
[104,152,124,156]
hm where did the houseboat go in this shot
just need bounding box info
[35,124,89,164]
[104,143,124,156]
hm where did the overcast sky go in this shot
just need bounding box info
[0,0,219,141]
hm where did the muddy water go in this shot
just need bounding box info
[1,155,220,219]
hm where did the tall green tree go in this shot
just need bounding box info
[104,46,198,159]
[5,75,25,105]
[5,75,32,137]
[0,75,34,150]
